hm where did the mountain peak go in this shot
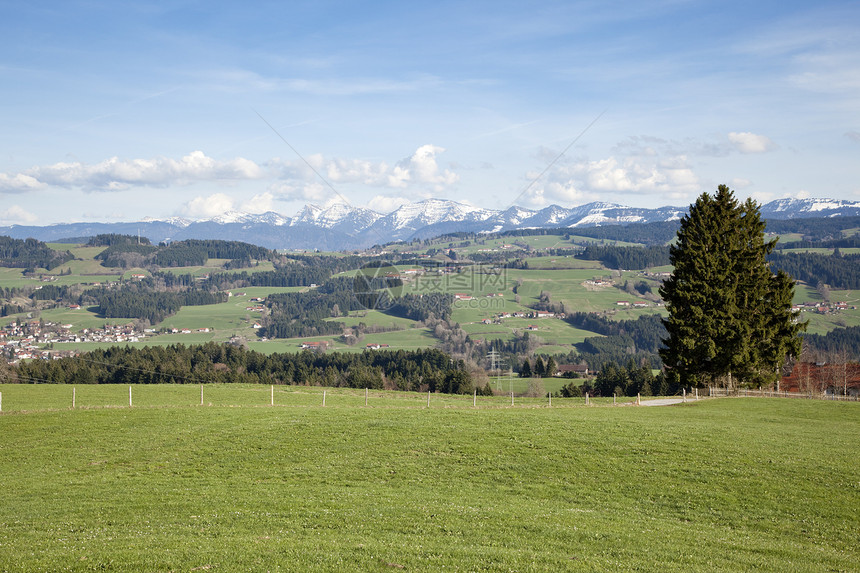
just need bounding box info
[3,196,859,251]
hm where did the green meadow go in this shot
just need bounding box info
[521,256,603,269]
[0,392,856,571]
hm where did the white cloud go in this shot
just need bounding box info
[367,195,411,213]
[519,140,702,208]
[520,187,548,209]
[780,189,811,200]
[0,205,38,224]
[6,151,265,191]
[749,191,775,203]
[3,146,459,206]
[565,156,697,195]
[182,193,235,218]
[324,157,390,185]
[392,145,459,190]
[520,181,599,209]
[268,181,332,204]
[728,132,777,154]
[0,173,44,193]
[271,144,459,193]
[845,131,860,144]
[239,192,276,214]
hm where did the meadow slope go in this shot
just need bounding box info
[0,394,857,571]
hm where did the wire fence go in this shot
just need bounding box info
[708,386,859,401]
[0,384,674,414]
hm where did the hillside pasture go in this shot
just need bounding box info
[521,256,602,270]
[247,327,438,356]
[0,267,34,289]
[791,285,860,335]
[333,310,416,331]
[38,306,119,331]
[0,395,856,571]
[461,317,596,348]
[506,269,661,315]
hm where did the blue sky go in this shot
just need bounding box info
[1,0,858,224]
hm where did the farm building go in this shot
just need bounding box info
[556,364,590,377]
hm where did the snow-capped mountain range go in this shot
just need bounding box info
[3,197,860,250]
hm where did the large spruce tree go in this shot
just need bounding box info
[659,185,804,388]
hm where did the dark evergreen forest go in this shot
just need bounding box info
[576,245,671,269]
[12,343,476,393]
[0,237,74,270]
[768,252,860,290]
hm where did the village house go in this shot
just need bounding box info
[556,364,590,377]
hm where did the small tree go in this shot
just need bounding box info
[526,377,546,398]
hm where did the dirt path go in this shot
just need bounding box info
[639,398,691,406]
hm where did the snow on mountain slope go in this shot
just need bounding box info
[289,203,381,232]
[383,198,495,230]
[5,196,859,251]
[143,215,193,228]
[760,198,860,218]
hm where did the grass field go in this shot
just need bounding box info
[0,392,856,571]
[447,234,644,257]
[521,256,603,270]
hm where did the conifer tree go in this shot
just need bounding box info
[534,355,546,377]
[544,356,557,378]
[520,358,532,378]
[659,185,804,388]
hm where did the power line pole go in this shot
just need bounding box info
[487,349,500,373]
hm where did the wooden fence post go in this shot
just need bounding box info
[637,393,641,405]
[585,392,589,406]
[511,391,514,406]
[129,386,132,407]
[427,391,430,408]
[323,390,326,407]
[473,389,476,407]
